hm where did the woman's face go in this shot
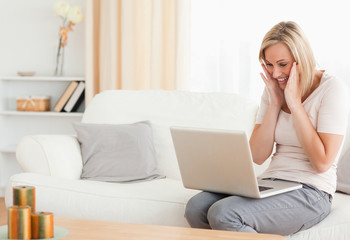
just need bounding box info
[264,42,295,90]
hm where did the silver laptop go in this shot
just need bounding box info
[170,126,302,198]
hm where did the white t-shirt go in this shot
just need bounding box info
[256,72,349,195]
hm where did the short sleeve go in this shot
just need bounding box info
[255,87,270,124]
[317,78,349,135]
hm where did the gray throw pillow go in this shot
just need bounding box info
[337,149,350,194]
[73,121,165,182]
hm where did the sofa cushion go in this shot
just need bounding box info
[6,173,350,239]
[73,121,164,182]
[337,148,350,194]
[6,173,200,227]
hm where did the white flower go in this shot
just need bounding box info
[54,1,70,18]
[67,6,83,23]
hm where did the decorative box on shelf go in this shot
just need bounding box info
[16,96,51,112]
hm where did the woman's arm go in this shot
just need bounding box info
[286,63,344,173]
[249,64,284,165]
[249,104,280,165]
[289,105,343,173]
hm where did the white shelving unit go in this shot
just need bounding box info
[0,76,85,196]
[0,144,17,153]
[0,110,83,117]
[1,76,84,81]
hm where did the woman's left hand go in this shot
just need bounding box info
[285,62,302,110]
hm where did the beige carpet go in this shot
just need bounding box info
[0,198,6,225]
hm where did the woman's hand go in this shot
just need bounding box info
[260,63,284,108]
[284,62,302,110]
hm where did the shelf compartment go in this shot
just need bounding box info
[0,144,17,153]
[0,111,83,117]
[0,76,85,82]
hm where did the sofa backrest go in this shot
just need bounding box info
[82,90,260,180]
[339,111,350,159]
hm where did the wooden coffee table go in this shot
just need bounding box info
[53,217,287,240]
[0,207,286,240]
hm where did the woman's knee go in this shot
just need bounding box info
[207,200,243,231]
[184,196,202,221]
[185,192,227,228]
[184,193,210,227]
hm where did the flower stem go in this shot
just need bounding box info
[55,36,63,76]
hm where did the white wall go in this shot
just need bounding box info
[190,0,350,102]
[0,0,86,77]
[0,0,86,197]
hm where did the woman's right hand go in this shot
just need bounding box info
[260,63,285,108]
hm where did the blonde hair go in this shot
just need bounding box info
[259,21,316,98]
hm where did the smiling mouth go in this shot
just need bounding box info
[277,76,289,83]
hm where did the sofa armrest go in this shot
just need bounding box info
[16,135,83,179]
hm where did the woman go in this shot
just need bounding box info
[184,21,349,235]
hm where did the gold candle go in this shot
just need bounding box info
[31,212,54,239]
[8,205,31,240]
[13,186,36,213]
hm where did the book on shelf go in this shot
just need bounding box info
[53,81,79,112]
[63,81,85,112]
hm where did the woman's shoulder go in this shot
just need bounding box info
[321,71,345,86]
[319,71,348,94]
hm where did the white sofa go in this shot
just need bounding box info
[5,90,350,239]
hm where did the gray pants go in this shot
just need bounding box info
[185,183,332,236]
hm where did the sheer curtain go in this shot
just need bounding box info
[190,0,350,102]
[85,0,190,103]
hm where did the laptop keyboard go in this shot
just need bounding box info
[259,186,273,192]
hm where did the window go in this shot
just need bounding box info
[190,0,350,102]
